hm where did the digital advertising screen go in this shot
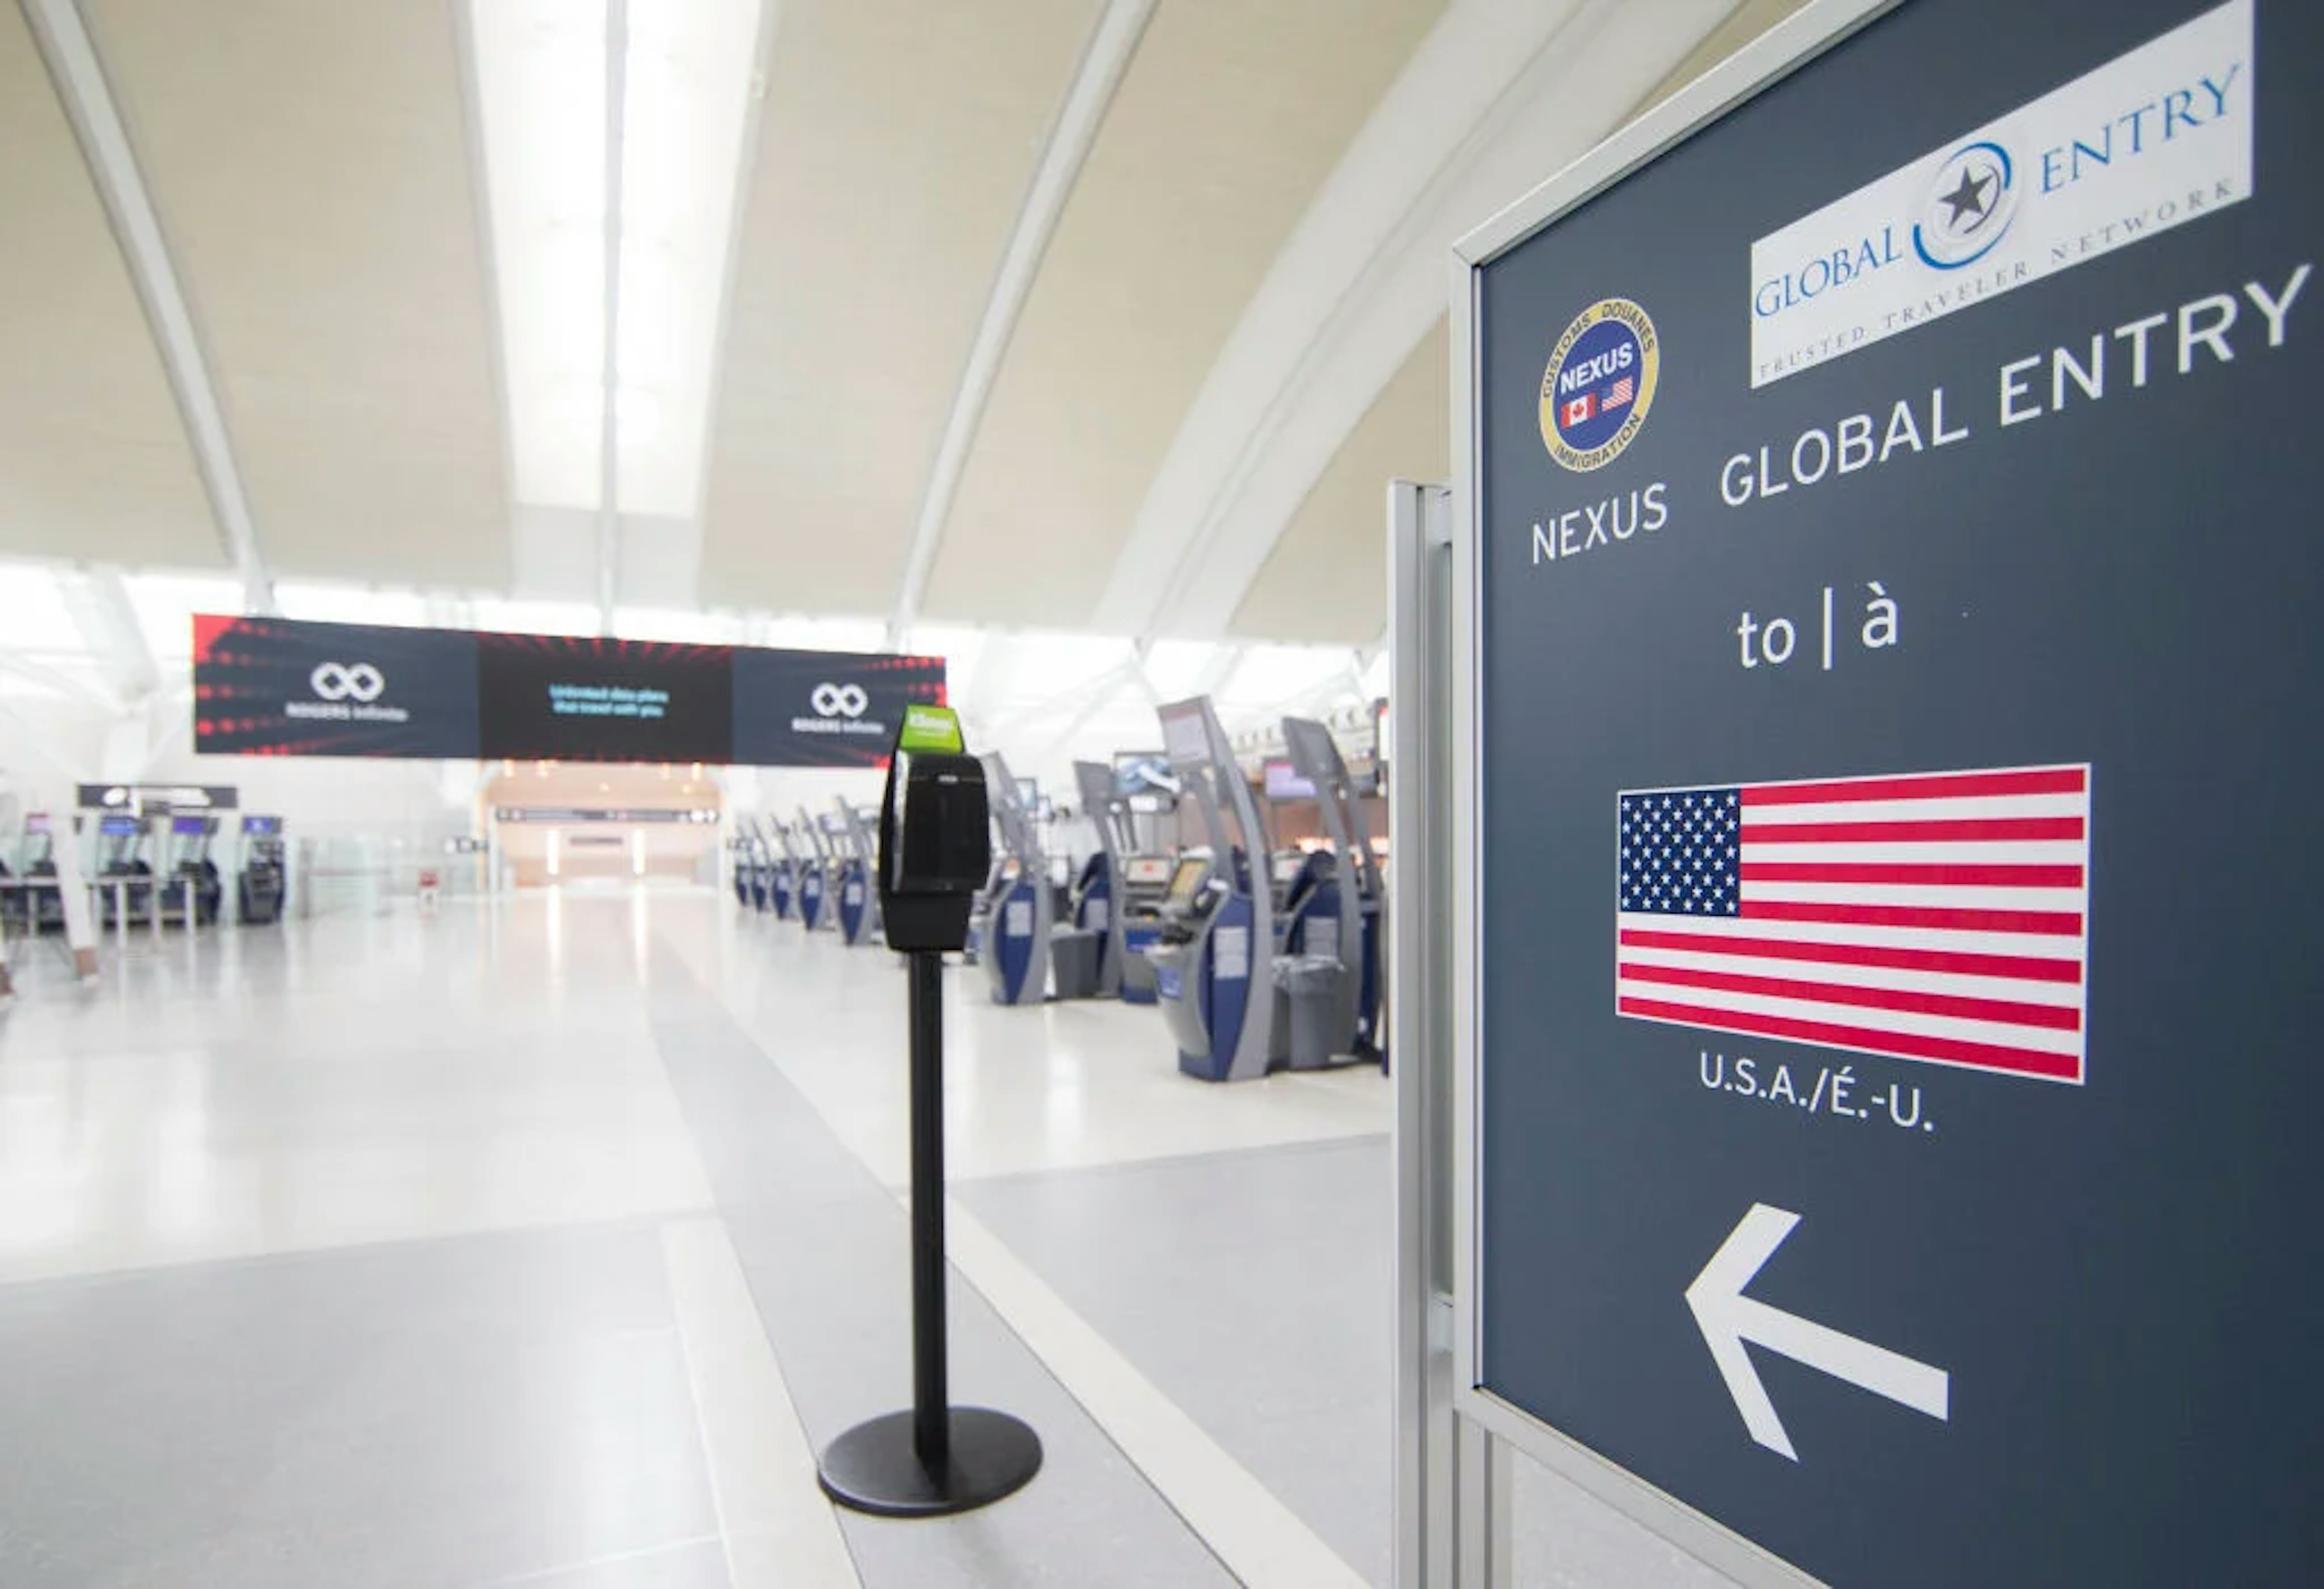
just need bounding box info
[476,634,735,763]
[729,648,948,768]
[194,617,947,767]
[194,615,480,758]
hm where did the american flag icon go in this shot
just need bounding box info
[1615,764,2091,1083]
[1603,375,1635,410]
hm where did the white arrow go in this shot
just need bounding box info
[1685,1203,1950,1461]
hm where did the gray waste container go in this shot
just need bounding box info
[1277,955,1344,1070]
[1120,930,1158,1001]
[1051,928,1103,1000]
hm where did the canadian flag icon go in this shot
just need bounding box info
[1563,393,1597,427]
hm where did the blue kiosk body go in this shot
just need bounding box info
[1146,696,1276,1082]
[977,753,1050,1004]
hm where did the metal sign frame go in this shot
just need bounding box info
[1428,2,1906,1584]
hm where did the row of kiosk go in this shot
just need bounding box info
[732,801,884,947]
[0,809,288,934]
[1142,700,1385,1082]
[727,693,1387,1083]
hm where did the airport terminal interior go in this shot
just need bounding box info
[4,0,2312,1585]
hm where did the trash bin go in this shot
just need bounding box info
[1051,927,1103,999]
[1277,954,1344,1070]
[1120,921,1161,1002]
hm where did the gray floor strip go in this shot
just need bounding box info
[954,1136,1742,1589]
[644,947,1236,1589]
[956,1136,1396,1584]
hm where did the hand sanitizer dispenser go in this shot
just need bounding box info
[878,706,991,954]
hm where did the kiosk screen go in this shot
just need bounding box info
[1164,858,1209,904]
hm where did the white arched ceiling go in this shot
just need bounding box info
[0,0,1818,659]
[919,0,1448,628]
[87,0,513,590]
[0,2,215,568]
[1100,0,1773,643]
[1230,320,1448,643]
[85,0,510,590]
[698,0,1096,616]
[1221,0,1812,645]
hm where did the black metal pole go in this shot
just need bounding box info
[817,923,1039,1518]
[907,949,949,1472]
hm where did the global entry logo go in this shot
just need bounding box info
[1754,138,2025,324]
[1747,0,2253,386]
[1914,139,2018,269]
[1538,297,1659,472]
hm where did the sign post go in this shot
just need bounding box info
[1404,1,2323,1584]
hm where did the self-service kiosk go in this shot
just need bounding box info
[1061,763,1175,1002]
[1063,761,1134,999]
[977,752,1051,1004]
[735,820,775,912]
[730,819,761,909]
[814,811,854,935]
[833,800,883,947]
[163,814,224,926]
[795,806,835,931]
[93,813,153,926]
[763,823,787,912]
[770,821,801,920]
[731,832,757,907]
[13,813,65,933]
[237,815,287,924]
[0,799,22,938]
[1275,717,1386,1070]
[1147,695,1276,1081]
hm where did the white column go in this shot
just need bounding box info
[50,814,101,980]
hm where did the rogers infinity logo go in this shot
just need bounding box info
[286,660,407,723]
[309,662,386,702]
[793,680,882,738]
[811,682,868,718]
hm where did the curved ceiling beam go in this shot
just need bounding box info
[1094,0,1749,640]
[884,0,1154,648]
[21,0,274,613]
[57,567,157,705]
[596,0,629,634]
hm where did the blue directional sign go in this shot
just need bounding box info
[1459,1,2321,1582]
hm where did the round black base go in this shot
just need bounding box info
[818,1407,1043,1518]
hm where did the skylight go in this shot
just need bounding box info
[470,0,761,519]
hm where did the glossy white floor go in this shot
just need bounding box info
[0,887,1732,1588]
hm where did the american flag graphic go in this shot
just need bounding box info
[1616,765,2090,1083]
[1604,375,1635,410]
